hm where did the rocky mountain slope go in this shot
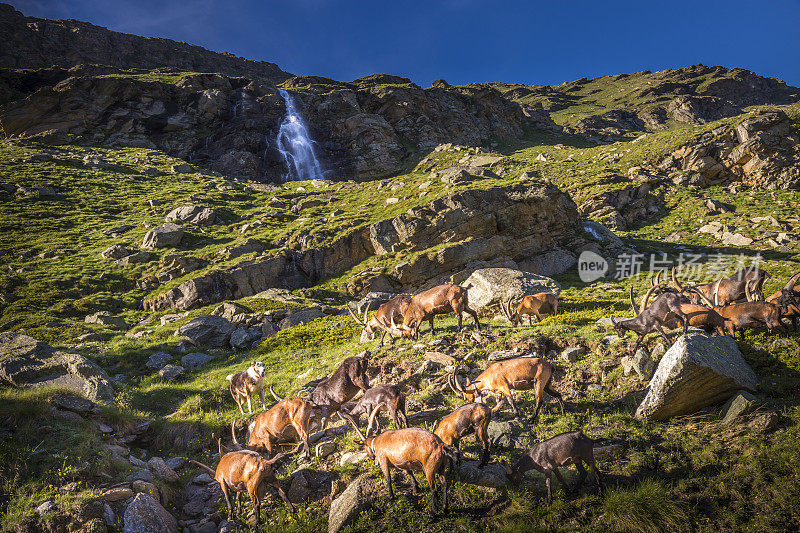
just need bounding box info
[1,4,800,533]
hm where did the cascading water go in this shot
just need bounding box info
[276,89,324,182]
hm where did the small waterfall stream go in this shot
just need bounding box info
[276,89,324,182]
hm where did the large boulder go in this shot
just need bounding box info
[141,223,184,249]
[0,332,114,403]
[458,460,508,489]
[460,268,560,317]
[122,493,178,533]
[635,334,758,420]
[278,308,325,329]
[85,311,128,329]
[175,315,235,347]
[165,205,217,226]
[328,475,376,533]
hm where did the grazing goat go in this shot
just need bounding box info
[345,383,408,437]
[348,294,412,346]
[231,396,313,457]
[500,293,559,326]
[189,450,293,524]
[226,361,266,415]
[610,285,690,353]
[766,272,800,331]
[353,426,455,513]
[448,357,564,422]
[505,431,603,504]
[672,266,769,306]
[637,279,725,336]
[401,283,480,339]
[690,284,786,340]
[433,403,492,468]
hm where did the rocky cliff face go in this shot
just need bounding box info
[144,181,591,310]
[0,3,291,82]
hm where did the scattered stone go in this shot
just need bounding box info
[165,205,217,226]
[328,476,376,533]
[37,501,54,515]
[148,457,180,482]
[561,346,586,363]
[315,441,336,458]
[145,352,173,370]
[158,364,184,380]
[423,351,456,366]
[175,315,235,347]
[116,251,152,265]
[180,353,213,370]
[416,359,441,374]
[488,350,517,361]
[749,412,779,433]
[636,334,758,420]
[76,332,101,342]
[593,444,624,460]
[192,473,214,485]
[51,394,99,415]
[127,469,155,483]
[706,198,735,214]
[131,479,160,501]
[229,326,262,350]
[278,308,325,329]
[85,311,128,329]
[103,503,116,527]
[458,460,508,489]
[122,493,178,533]
[211,301,253,321]
[141,223,184,249]
[165,457,186,471]
[170,163,193,174]
[721,391,760,425]
[487,419,528,449]
[339,451,368,467]
[102,243,135,260]
[631,348,657,381]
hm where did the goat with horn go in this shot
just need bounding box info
[230,393,314,457]
[448,357,564,422]
[688,281,786,340]
[344,383,408,437]
[500,292,559,326]
[348,294,411,346]
[400,283,481,340]
[672,266,770,306]
[610,282,691,353]
[433,403,492,468]
[765,271,800,331]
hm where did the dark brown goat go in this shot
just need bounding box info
[348,294,412,346]
[189,450,293,523]
[673,266,770,306]
[691,285,786,340]
[345,383,408,436]
[501,293,559,326]
[505,431,603,504]
[401,283,480,339]
[766,272,800,331]
[433,403,492,467]
[611,285,690,353]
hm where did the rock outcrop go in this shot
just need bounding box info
[175,316,235,347]
[460,268,560,317]
[635,333,758,420]
[328,475,376,533]
[122,493,178,533]
[0,332,114,403]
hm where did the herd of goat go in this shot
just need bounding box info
[191,266,800,523]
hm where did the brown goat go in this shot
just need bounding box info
[611,285,690,353]
[433,402,492,468]
[356,427,456,513]
[348,294,412,346]
[672,266,769,306]
[500,293,559,326]
[766,272,800,331]
[231,396,313,457]
[401,283,480,339]
[505,430,603,504]
[345,383,408,437]
[691,284,787,339]
[449,357,564,422]
[189,450,293,524]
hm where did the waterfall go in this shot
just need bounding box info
[276,89,324,182]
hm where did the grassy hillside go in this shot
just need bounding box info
[1,96,800,532]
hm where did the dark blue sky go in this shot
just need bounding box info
[14,0,800,87]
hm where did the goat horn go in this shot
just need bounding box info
[640,283,662,314]
[269,384,284,402]
[713,279,722,307]
[363,305,370,326]
[690,287,715,308]
[230,421,243,450]
[671,267,684,291]
[629,286,639,316]
[347,304,366,328]
[745,279,754,302]
[783,272,800,293]
[339,410,365,441]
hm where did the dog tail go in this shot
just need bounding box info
[225,374,234,381]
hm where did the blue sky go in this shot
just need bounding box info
[14,0,800,87]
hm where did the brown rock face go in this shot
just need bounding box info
[145,182,581,310]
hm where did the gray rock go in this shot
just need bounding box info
[141,223,184,249]
[164,457,186,471]
[103,503,116,527]
[122,492,178,533]
[180,353,213,370]
[721,391,760,425]
[278,308,325,329]
[229,326,262,350]
[521,249,577,277]
[487,419,528,449]
[458,460,508,488]
[353,292,396,313]
[127,468,155,483]
[561,346,586,363]
[158,364,184,380]
[165,205,217,226]
[487,350,517,361]
[145,352,173,370]
[85,311,128,329]
[218,520,237,533]
[0,332,114,403]
[328,475,376,533]
[147,456,180,482]
[461,268,560,317]
[315,440,336,458]
[102,243,135,260]
[339,451,368,467]
[261,320,278,338]
[36,500,54,515]
[416,359,441,374]
[51,394,99,414]
[170,163,194,173]
[175,315,235,347]
[635,334,758,420]
[632,348,657,381]
[211,301,253,321]
[116,251,152,265]
[650,342,667,362]
[75,332,101,342]
[192,473,214,484]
